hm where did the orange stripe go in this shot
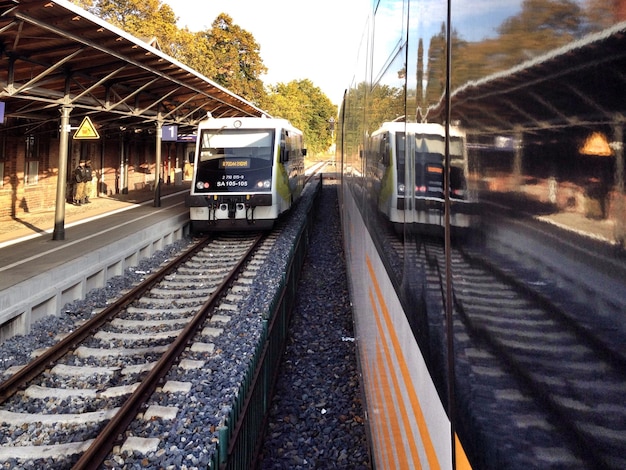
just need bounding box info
[367,254,441,469]
[361,347,388,468]
[369,288,422,468]
[455,434,472,470]
[372,347,399,469]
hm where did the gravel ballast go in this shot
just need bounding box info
[258,181,371,469]
[0,179,371,469]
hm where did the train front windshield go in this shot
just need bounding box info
[193,128,275,194]
[396,132,466,199]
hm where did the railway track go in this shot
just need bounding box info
[0,232,266,468]
[421,240,626,469]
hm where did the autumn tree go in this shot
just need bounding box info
[422,0,590,110]
[71,0,94,9]
[168,28,218,81]
[583,0,626,30]
[199,14,267,105]
[68,2,336,121]
[263,80,336,156]
[89,0,179,44]
[494,0,585,66]
[424,24,467,108]
[70,3,268,105]
[338,81,403,159]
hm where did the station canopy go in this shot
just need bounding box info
[0,0,267,136]
[427,21,626,136]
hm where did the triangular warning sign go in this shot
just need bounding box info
[73,116,100,139]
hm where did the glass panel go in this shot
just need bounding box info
[25,160,38,186]
[339,0,626,468]
[194,129,275,193]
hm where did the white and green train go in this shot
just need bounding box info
[368,121,477,235]
[186,116,306,232]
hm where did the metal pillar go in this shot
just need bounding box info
[613,121,624,246]
[512,129,523,190]
[52,105,72,240]
[154,119,163,207]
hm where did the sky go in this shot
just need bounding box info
[161,0,524,107]
[162,0,370,107]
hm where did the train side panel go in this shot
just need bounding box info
[342,182,466,469]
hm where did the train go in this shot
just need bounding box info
[186,116,306,232]
[337,1,626,469]
[367,121,477,235]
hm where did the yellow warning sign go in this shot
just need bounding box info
[73,116,100,140]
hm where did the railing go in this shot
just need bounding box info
[208,177,321,469]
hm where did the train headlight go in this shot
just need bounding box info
[398,184,405,195]
[257,180,271,189]
[196,181,209,189]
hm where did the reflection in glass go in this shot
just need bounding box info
[338,0,626,468]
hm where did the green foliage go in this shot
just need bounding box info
[338,82,403,159]
[67,1,337,125]
[263,80,337,156]
[70,2,266,105]
[198,14,267,105]
[423,0,590,110]
[72,0,94,9]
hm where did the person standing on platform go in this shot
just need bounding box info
[73,159,87,205]
[84,159,93,204]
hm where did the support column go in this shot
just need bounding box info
[52,105,72,241]
[612,121,624,246]
[512,130,523,191]
[153,119,163,207]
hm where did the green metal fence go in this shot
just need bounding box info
[208,177,321,470]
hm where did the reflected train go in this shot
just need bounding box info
[336,1,626,469]
[186,116,306,232]
[368,121,477,234]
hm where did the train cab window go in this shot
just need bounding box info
[198,129,273,163]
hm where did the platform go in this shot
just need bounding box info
[0,182,191,340]
[0,182,191,248]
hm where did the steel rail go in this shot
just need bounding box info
[72,233,264,469]
[0,236,210,404]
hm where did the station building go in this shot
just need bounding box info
[0,0,265,235]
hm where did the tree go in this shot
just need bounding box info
[263,80,336,156]
[200,14,267,105]
[72,0,94,9]
[70,3,267,106]
[583,0,626,31]
[91,0,178,43]
[167,28,218,81]
[338,81,403,160]
[424,23,448,108]
[495,0,584,66]
[423,0,589,108]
